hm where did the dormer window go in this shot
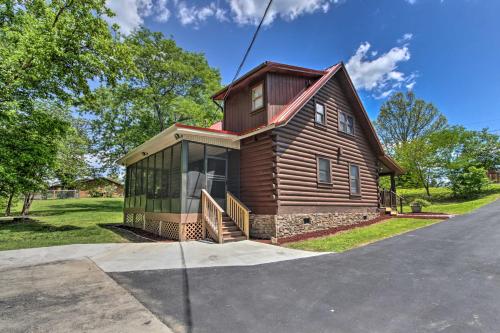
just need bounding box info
[315,102,326,125]
[339,112,354,135]
[251,83,263,111]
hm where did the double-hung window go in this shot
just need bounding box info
[317,157,332,184]
[315,103,326,125]
[339,112,354,135]
[349,164,361,195]
[251,83,263,111]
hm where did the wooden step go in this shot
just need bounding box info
[223,235,247,243]
[223,230,244,237]
[222,225,239,232]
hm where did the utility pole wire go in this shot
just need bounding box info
[222,0,274,102]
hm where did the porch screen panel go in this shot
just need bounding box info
[134,161,141,208]
[139,158,147,209]
[146,155,155,212]
[160,147,171,212]
[170,143,182,213]
[154,151,162,212]
[125,165,133,208]
[124,166,129,208]
[186,142,205,213]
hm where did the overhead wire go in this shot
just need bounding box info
[222,0,274,103]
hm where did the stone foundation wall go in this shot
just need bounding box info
[250,208,379,240]
[276,210,379,238]
[249,215,276,239]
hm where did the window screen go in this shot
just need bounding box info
[315,103,325,124]
[251,83,263,111]
[318,157,331,184]
[339,112,354,135]
[350,164,360,195]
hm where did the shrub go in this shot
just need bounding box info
[447,166,488,198]
[410,198,431,207]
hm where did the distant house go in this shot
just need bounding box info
[118,62,403,243]
[47,177,124,199]
[487,168,499,183]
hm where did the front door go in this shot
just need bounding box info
[206,154,227,208]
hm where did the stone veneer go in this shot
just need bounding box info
[250,214,276,239]
[250,209,380,240]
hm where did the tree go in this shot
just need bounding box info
[448,165,489,198]
[0,104,70,215]
[0,0,130,214]
[375,91,448,148]
[82,28,222,174]
[53,118,92,188]
[0,0,130,110]
[458,128,500,171]
[394,126,499,197]
[394,136,443,197]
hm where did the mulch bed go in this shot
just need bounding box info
[111,225,175,242]
[397,212,454,219]
[276,215,391,245]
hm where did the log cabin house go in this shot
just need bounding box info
[117,62,403,243]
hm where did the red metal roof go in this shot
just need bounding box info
[271,63,341,126]
[208,121,222,130]
[212,61,325,100]
[192,62,402,174]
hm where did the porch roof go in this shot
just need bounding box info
[116,123,241,166]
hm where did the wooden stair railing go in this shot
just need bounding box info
[201,189,224,243]
[379,188,405,213]
[226,191,251,240]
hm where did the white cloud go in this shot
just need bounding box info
[177,2,228,26]
[398,33,413,43]
[227,0,339,26]
[346,37,416,98]
[106,0,171,34]
[106,0,432,31]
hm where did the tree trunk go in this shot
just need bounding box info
[21,193,34,216]
[4,191,15,216]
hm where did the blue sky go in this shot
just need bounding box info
[107,0,500,132]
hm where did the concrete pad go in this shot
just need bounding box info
[0,241,327,273]
[0,259,172,333]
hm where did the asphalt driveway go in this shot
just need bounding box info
[110,200,500,333]
[0,259,171,333]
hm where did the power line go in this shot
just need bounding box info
[222,0,274,102]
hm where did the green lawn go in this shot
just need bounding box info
[286,218,441,252]
[399,184,500,215]
[0,198,129,251]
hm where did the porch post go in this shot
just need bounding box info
[390,173,396,193]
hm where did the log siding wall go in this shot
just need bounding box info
[240,133,278,215]
[274,75,379,214]
[224,76,267,133]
